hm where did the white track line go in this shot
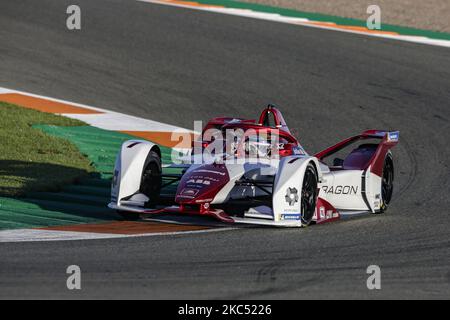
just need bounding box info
[0,227,236,243]
[0,86,192,133]
[138,0,450,48]
[64,112,184,132]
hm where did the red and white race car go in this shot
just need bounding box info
[109,105,399,227]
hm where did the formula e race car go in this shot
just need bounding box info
[108,105,399,227]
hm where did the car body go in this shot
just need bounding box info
[108,105,399,227]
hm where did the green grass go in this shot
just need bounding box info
[0,102,94,197]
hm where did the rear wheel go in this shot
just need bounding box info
[301,164,318,226]
[380,155,394,212]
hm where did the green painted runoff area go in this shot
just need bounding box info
[0,125,180,230]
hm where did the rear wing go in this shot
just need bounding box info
[315,130,399,176]
[363,130,399,144]
[367,130,399,177]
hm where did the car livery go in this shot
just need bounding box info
[108,105,399,227]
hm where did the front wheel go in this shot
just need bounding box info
[301,163,318,226]
[140,151,162,207]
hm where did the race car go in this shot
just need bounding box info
[108,105,399,227]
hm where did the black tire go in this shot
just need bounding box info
[117,210,140,221]
[380,154,394,212]
[301,163,318,226]
[140,150,162,207]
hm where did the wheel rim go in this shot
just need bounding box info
[382,159,394,205]
[301,168,317,224]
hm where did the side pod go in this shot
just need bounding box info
[315,130,399,213]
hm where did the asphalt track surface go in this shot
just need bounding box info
[1,0,450,299]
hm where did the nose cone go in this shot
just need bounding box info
[175,163,230,204]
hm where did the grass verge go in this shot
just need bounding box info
[0,102,94,197]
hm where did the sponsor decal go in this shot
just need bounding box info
[285,187,299,206]
[292,146,306,155]
[179,188,199,198]
[193,169,226,176]
[320,206,325,219]
[322,185,358,195]
[281,213,301,221]
[374,200,380,209]
[185,175,220,189]
[326,210,333,219]
[387,131,399,142]
[187,178,211,186]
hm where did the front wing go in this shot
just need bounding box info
[108,200,369,227]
